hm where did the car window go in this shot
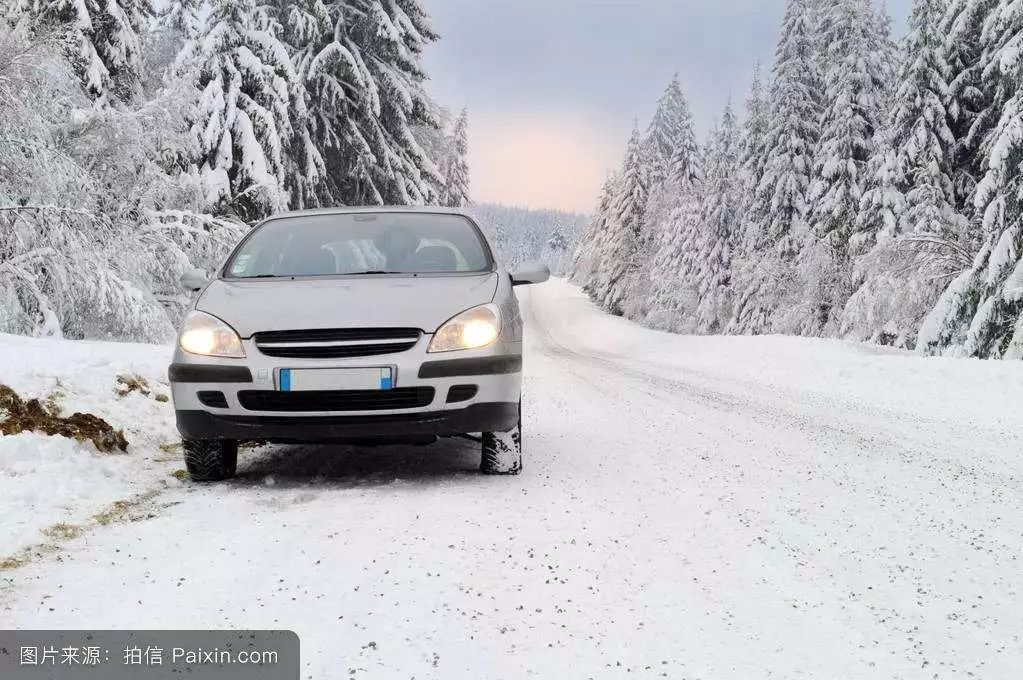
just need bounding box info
[225,213,492,278]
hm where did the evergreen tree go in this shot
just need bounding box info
[177,0,297,221]
[840,0,970,347]
[734,63,769,252]
[943,0,999,217]
[694,101,741,333]
[642,73,700,188]
[158,0,202,36]
[571,177,616,292]
[438,108,471,207]
[597,127,648,316]
[731,0,824,334]
[809,0,887,251]
[293,0,441,207]
[798,0,891,334]
[890,0,960,239]
[643,188,702,332]
[8,0,153,104]
[754,0,823,255]
[274,0,329,211]
[851,1,902,254]
[918,0,1023,358]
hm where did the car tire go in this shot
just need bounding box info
[481,401,522,475]
[183,439,239,482]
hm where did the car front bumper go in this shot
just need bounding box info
[175,402,519,443]
[169,336,523,443]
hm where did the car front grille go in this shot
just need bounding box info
[252,328,422,359]
[237,387,435,412]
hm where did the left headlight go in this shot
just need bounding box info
[428,304,502,353]
[179,311,246,358]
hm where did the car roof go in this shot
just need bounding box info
[261,206,475,223]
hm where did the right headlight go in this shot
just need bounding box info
[428,304,502,353]
[178,311,246,358]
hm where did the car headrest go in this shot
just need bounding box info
[280,246,337,277]
[411,245,457,271]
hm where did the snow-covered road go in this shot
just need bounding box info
[4,280,1023,679]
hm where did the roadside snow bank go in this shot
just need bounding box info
[0,333,179,560]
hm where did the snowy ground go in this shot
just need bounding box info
[3,279,1023,679]
[0,334,181,559]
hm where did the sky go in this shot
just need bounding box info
[422,0,913,214]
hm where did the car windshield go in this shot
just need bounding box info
[225,212,493,278]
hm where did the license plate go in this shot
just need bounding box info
[278,367,393,392]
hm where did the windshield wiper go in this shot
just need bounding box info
[345,270,409,275]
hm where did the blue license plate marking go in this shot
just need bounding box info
[280,368,292,392]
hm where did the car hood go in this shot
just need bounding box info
[197,273,499,337]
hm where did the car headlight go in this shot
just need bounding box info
[428,304,502,353]
[179,311,246,358]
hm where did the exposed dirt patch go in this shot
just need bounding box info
[41,523,84,540]
[115,374,151,397]
[0,384,129,453]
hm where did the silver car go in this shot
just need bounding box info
[169,207,549,481]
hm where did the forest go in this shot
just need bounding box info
[0,0,474,342]
[572,0,1023,360]
[3,0,1022,361]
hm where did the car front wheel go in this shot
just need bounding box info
[183,439,239,482]
[481,401,522,475]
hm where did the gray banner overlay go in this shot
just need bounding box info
[0,631,299,679]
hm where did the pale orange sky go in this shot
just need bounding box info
[468,116,621,214]
[423,0,911,215]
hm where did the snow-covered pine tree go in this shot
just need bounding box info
[595,127,648,316]
[438,108,471,207]
[943,0,1000,218]
[846,0,900,255]
[571,177,617,294]
[176,0,299,222]
[694,101,741,333]
[870,1,899,89]
[0,26,245,341]
[917,0,1023,358]
[725,66,772,335]
[891,0,961,240]
[273,0,330,211]
[730,0,824,334]
[800,0,889,334]
[734,63,769,251]
[158,0,202,37]
[8,0,153,104]
[755,0,823,256]
[810,0,887,250]
[642,187,702,331]
[643,74,700,188]
[644,116,720,331]
[843,0,968,347]
[621,78,702,319]
[291,0,441,207]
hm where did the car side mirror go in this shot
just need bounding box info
[511,261,550,286]
[181,268,210,292]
